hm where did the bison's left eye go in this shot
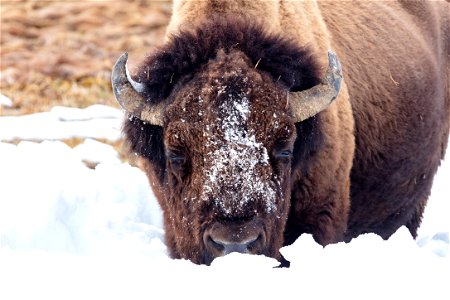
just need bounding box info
[273,139,294,166]
[275,150,292,159]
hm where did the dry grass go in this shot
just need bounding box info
[1,74,114,115]
[1,0,171,116]
[1,0,171,155]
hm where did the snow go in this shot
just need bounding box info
[0,105,449,299]
[203,89,276,215]
[73,138,122,165]
[0,94,13,107]
[0,104,123,141]
[0,141,163,256]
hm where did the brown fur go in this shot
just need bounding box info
[122,0,449,265]
[318,1,449,240]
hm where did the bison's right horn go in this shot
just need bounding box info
[111,52,164,126]
[289,51,343,122]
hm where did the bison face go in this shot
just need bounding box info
[114,18,342,265]
[162,51,295,264]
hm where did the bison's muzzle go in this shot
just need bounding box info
[203,218,266,259]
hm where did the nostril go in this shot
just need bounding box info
[246,233,265,252]
[207,235,225,252]
[246,234,260,251]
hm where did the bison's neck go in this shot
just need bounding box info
[167,0,281,33]
[167,0,331,69]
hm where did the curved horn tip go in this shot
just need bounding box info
[111,51,146,97]
[112,52,129,77]
[288,50,343,123]
[327,50,342,76]
[327,50,337,65]
[118,52,129,64]
[111,52,164,126]
[111,52,129,89]
[325,50,343,95]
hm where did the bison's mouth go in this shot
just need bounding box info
[201,218,267,265]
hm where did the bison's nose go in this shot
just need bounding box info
[204,219,266,256]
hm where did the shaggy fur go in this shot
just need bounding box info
[122,0,449,265]
[318,0,450,240]
[134,16,321,104]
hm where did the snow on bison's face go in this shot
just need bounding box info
[160,50,296,265]
[112,21,342,265]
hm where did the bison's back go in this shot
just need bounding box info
[320,1,449,239]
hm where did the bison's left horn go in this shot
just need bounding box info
[111,52,164,126]
[289,51,343,122]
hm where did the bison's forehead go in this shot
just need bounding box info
[165,54,294,217]
[202,82,277,215]
[166,52,293,145]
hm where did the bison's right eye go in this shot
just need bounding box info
[273,139,294,162]
[275,150,292,158]
[274,149,292,164]
[166,149,190,182]
[167,150,186,165]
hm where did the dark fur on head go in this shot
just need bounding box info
[134,15,321,104]
[124,16,323,183]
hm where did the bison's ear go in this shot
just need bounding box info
[289,51,343,122]
[111,53,164,126]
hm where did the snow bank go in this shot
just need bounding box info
[0,106,449,299]
[1,139,449,300]
[0,105,123,141]
[0,141,163,256]
[0,94,13,107]
[73,138,122,165]
[1,230,448,300]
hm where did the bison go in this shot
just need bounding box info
[111,0,449,265]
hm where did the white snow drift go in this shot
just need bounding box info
[0,104,123,141]
[0,105,449,300]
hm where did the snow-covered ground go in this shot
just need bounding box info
[0,104,123,141]
[1,104,449,299]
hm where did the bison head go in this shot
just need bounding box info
[112,19,341,265]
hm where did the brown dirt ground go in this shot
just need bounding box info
[0,0,171,116]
